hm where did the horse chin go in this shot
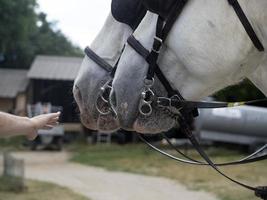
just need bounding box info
[97,114,120,133]
[79,105,120,133]
[80,110,120,132]
[80,111,98,131]
[133,109,176,134]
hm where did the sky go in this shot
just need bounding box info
[37,0,112,49]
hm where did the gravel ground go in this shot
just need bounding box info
[8,152,218,200]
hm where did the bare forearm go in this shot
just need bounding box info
[0,112,34,137]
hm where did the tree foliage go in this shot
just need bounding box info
[0,0,82,69]
[213,79,265,102]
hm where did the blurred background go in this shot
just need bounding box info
[0,1,266,200]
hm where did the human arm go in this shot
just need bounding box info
[0,112,60,140]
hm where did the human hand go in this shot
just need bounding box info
[28,112,61,140]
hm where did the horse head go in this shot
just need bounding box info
[110,0,267,134]
[73,0,146,132]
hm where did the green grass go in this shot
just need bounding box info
[0,176,89,200]
[70,143,267,200]
[0,136,28,151]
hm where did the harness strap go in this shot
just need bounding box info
[128,35,178,97]
[146,17,164,80]
[228,0,264,52]
[157,98,267,109]
[161,131,267,166]
[179,117,267,199]
[85,47,113,73]
[138,133,267,166]
[161,0,188,42]
[146,0,189,81]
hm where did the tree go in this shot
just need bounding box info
[32,13,82,57]
[0,0,82,69]
[213,79,265,102]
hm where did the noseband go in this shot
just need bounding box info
[84,47,118,116]
[85,0,267,199]
[127,0,267,199]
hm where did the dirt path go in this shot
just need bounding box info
[11,152,218,200]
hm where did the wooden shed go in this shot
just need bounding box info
[28,55,83,131]
[0,69,29,115]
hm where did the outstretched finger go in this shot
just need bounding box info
[48,112,61,118]
[47,122,59,126]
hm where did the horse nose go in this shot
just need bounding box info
[109,87,136,131]
[73,84,83,105]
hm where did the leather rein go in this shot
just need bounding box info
[85,0,267,199]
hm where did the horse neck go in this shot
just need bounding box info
[90,13,133,65]
[157,0,267,100]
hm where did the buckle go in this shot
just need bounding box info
[152,36,163,53]
[154,36,163,44]
[157,97,171,108]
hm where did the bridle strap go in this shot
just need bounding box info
[128,35,178,97]
[146,0,189,81]
[84,45,124,117]
[161,133,267,166]
[178,117,267,198]
[138,133,267,166]
[85,47,113,73]
[157,98,267,109]
[161,0,188,42]
[228,0,265,52]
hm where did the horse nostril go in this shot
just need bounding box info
[109,90,117,109]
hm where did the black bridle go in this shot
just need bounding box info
[85,47,118,116]
[85,0,267,199]
[127,0,267,199]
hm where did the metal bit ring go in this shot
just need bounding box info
[100,84,112,103]
[144,78,155,88]
[95,96,111,116]
[139,101,153,116]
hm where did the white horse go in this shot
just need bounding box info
[73,0,146,132]
[111,0,267,134]
[73,13,132,132]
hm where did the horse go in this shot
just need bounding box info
[74,1,267,197]
[110,0,267,134]
[73,0,146,132]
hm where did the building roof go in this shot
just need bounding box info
[28,55,83,81]
[0,69,29,98]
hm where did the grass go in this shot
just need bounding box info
[0,176,89,200]
[70,143,267,200]
[0,136,28,151]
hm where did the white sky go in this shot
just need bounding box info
[37,0,112,49]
